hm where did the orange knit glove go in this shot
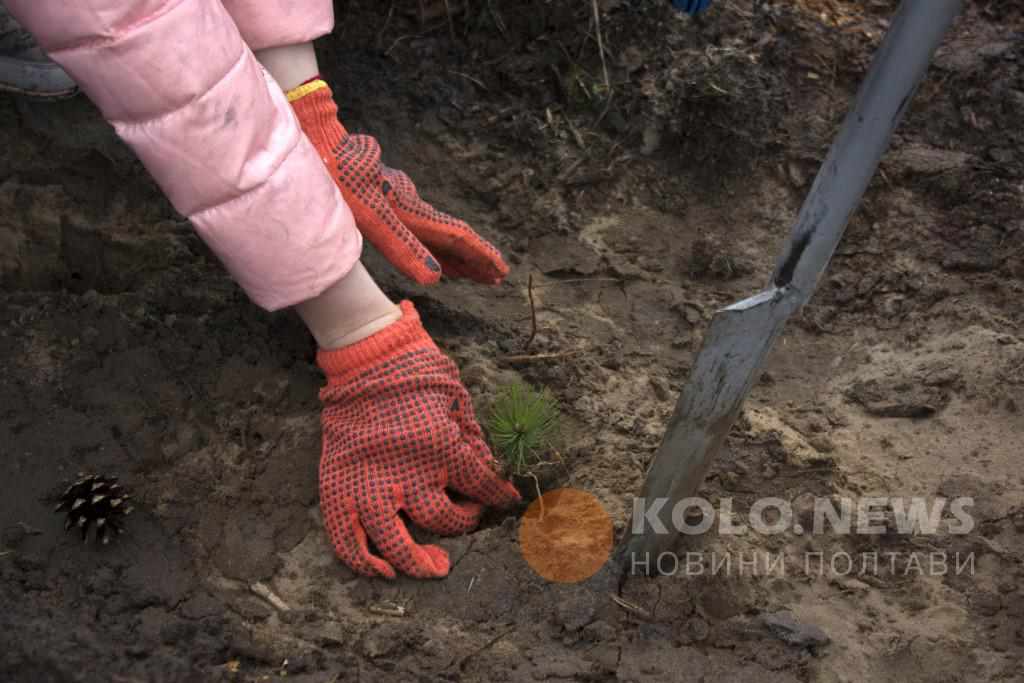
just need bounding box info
[317,301,520,578]
[290,80,509,286]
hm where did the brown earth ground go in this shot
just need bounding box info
[2,1,1023,681]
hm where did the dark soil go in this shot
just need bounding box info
[2,1,1022,681]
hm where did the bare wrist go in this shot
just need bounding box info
[295,262,400,350]
[253,42,319,92]
[320,307,402,349]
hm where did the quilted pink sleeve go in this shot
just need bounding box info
[220,0,334,51]
[4,0,361,311]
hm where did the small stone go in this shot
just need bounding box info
[786,161,806,187]
[808,435,835,453]
[282,654,313,674]
[620,46,645,73]
[459,363,489,388]
[641,124,662,155]
[836,577,870,592]
[684,617,710,643]
[792,492,816,530]
[760,610,830,648]
[603,355,622,371]
[649,377,671,402]
[988,148,1016,164]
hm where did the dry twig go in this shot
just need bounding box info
[590,0,611,95]
[611,593,654,620]
[525,273,538,351]
[449,70,487,90]
[501,350,581,364]
[368,601,408,617]
[531,277,623,288]
[251,582,290,612]
[442,0,456,40]
[448,627,516,672]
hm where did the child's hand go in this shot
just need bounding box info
[316,301,520,578]
[292,82,509,287]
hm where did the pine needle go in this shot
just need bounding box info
[486,383,561,476]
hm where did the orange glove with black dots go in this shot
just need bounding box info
[290,80,509,287]
[317,300,520,578]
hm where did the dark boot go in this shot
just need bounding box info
[0,4,78,99]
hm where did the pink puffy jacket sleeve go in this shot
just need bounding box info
[4,0,361,311]
[220,0,334,51]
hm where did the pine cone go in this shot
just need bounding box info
[54,473,133,544]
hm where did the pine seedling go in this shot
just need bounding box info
[486,383,560,477]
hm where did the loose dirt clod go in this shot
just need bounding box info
[760,610,830,649]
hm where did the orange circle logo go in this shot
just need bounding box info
[518,488,614,583]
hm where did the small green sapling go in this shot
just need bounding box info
[486,382,560,477]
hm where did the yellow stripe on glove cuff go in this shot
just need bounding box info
[286,79,328,103]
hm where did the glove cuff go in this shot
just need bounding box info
[289,79,349,152]
[316,301,435,381]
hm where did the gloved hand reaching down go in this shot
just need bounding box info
[316,301,521,579]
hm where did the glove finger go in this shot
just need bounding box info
[361,498,451,578]
[336,136,442,285]
[320,497,397,579]
[405,487,483,536]
[448,388,485,441]
[421,544,451,575]
[360,205,443,286]
[432,254,475,281]
[381,167,509,285]
[449,438,522,509]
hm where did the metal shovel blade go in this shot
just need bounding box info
[622,0,964,567]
